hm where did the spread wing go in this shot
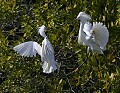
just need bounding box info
[13,41,42,57]
[41,37,57,73]
[91,22,109,49]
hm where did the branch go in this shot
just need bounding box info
[66,54,88,76]
[64,72,75,93]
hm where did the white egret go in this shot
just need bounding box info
[13,25,57,73]
[76,12,109,53]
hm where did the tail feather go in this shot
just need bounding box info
[42,61,57,73]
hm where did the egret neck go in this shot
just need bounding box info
[78,21,86,45]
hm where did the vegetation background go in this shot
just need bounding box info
[0,0,120,92]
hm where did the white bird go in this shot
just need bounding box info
[76,12,109,53]
[13,25,57,73]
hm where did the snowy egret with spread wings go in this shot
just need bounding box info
[13,25,58,73]
[76,12,109,53]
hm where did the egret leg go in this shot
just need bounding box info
[94,55,99,67]
[87,47,90,54]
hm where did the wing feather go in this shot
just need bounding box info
[33,42,42,56]
[83,22,92,36]
[91,22,109,49]
[13,41,41,57]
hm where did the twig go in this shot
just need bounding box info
[64,72,75,93]
[66,55,88,76]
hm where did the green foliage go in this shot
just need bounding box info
[0,0,120,92]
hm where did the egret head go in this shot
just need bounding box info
[38,25,47,38]
[76,12,91,23]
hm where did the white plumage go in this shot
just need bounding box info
[13,25,57,73]
[41,37,57,73]
[83,22,92,36]
[13,41,41,57]
[38,25,47,38]
[76,12,109,53]
[76,12,92,21]
[92,22,109,50]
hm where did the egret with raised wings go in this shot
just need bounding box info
[76,12,109,53]
[13,25,57,73]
